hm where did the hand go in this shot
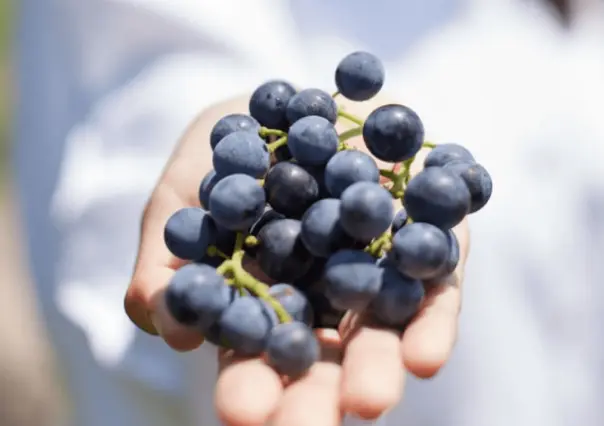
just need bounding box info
[125,94,469,426]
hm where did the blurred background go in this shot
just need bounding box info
[0,1,64,425]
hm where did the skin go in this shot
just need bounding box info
[124,94,470,426]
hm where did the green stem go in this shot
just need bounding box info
[229,233,292,323]
[267,136,288,153]
[338,126,362,142]
[206,245,229,260]
[379,169,397,181]
[365,232,393,258]
[332,91,340,98]
[244,235,259,247]
[259,127,287,138]
[422,141,437,149]
[337,109,364,126]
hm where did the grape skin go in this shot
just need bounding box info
[286,88,338,124]
[300,198,356,258]
[266,322,320,377]
[218,297,277,356]
[324,250,382,311]
[369,259,424,327]
[287,116,339,166]
[210,113,260,150]
[362,104,425,162]
[164,207,216,261]
[424,229,460,288]
[213,131,270,178]
[335,51,385,101]
[324,150,380,198]
[390,222,450,280]
[424,143,475,168]
[165,263,231,331]
[249,80,297,130]
[443,161,493,213]
[403,167,470,230]
[268,284,314,326]
[256,219,314,282]
[340,181,394,242]
[391,208,409,234]
[209,174,266,231]
[198,169,221,210]
[264,162,320,219]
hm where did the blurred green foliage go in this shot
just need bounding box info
[0,0,14,173]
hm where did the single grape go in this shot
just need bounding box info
[362,104,424,162]
[269,284,314,326]
[300,198,357,258]
[213,131,270,178]
[390,222,450,280]
[165,263,231,331]
[424,229,460,288]
[403,167,470,229]
[210,113,260,150]
[266,322,320,376]
[250,207,286,237]
[249,80,297,130]
[391,208,409,234]
[424,143,475,168]
[264,162,320,219]
[199,170,221,209]
[324,250,382,311]
[369,259,424,327]
[286,88,338,124]
[335,51,385,101]
[203,289,251,347]
[442,161,493,213]
[164,207,216,260]
[257,219,314,282]
[324,150,380,197]
[218,297,277,356]
[287,116,339,166]
[213,222,237,256]
[209,174,265,231]
[301,164,331,198]
[340,182,394,242]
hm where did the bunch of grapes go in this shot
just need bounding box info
[163,51,493,378]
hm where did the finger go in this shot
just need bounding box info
[125,184,203,350]
[340,317,404,420]
[215,352,284,426]
[401,281,461,378]
[271,360,343,426]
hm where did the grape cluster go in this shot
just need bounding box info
[163,51,493,378]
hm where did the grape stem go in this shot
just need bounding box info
[244,235,259,247]
[206,245,229,260]
[259,127,287,138]
[267,136,288,153]
[337,109,364,126]
[217,233,292,324]
[338,126,362,142]
[332,91,340,98]
[422,141,436,149]
[366,232,393,258]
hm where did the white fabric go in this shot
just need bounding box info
[12,0,604,425]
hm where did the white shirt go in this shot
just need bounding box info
[13,0,604,425]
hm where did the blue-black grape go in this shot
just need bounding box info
[335,51,385,101]
[424,143,475,168]
[210,113,260,150]
[218,297,277,356]
[164,207,216,260]
[266,322,320,376]
[249,80,297,130]
[264,162,320,219]
[424,229,460,288]
[369,259,424,327]
[250,207,286,237]
[213,131,270,178]
[339,182,394,242]
[324,250,382,311]
[304,290,346,328]
[362,104,424,162]
[165,263,231,331]
[390,222,450,280]
[286,88,338,124]
[287,116,339,166]
[391,208,409,234]
[209,174,265,231]
[443,161,493,213]
[403,167,470,229]
[256,219,314,282]
[300,198,357,258]
[199,170,221,209]
[301,164,331,199]
[269,284,314,326]
[324,150,380,197]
